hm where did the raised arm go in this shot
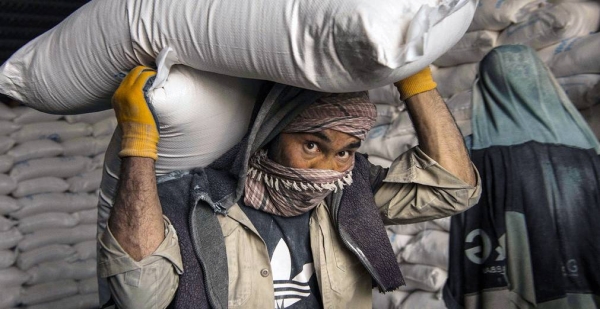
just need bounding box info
[394,67,476,186]
[98,66,181,309]
[108,66,164,260]
[373,68,481,224]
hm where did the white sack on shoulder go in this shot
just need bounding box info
[99,67,262,230]
[0,0,476,113]
[537,33,600,78]
[497,2,600,50]
[434,30,499,67]
[468,0,545,31]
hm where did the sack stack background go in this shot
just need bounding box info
[0,106,115,309]
[366,0,600,308]
[0,0,598,307]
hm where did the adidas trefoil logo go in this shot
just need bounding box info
[271,239,314,308]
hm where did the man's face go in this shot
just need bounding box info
[268,129,361,172]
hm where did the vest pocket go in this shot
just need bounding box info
[223,223,253,307]
[318,214,367,294]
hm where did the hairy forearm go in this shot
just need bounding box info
[108,157,164,261]
[404,89,476,186]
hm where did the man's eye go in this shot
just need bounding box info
[337,151,351,159]
[305,142,319,152]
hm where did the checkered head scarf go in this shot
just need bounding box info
[244,92,376,217]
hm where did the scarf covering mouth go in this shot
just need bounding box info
[244,150,353,217]
[282,91,376,140]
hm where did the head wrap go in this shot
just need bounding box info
[283,92,376,140]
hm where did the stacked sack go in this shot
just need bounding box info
[431,0,600,140]
[363,85,471,309]
[372,218,455,309]
[0,103,114,309]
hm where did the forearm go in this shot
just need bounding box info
[404,89,476,186]
[108,157,164,261]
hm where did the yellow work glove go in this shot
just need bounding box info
[394,66,437,101]
[112,66,159,160]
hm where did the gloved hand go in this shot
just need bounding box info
[112,66,159,160]
[394,66,437,101]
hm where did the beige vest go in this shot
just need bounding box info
[218,202,373,309]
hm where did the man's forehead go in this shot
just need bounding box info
[295,130,361,148]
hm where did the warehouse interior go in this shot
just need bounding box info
[0,0,599,308]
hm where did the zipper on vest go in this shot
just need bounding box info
[330,192,389,292]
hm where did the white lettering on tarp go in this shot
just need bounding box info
[482,265,506,274]
[561,259,579,277]
[465,229,492,264]
[465,229,507,265]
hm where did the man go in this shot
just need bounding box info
[98,66,481,308]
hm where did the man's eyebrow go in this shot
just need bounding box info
[311,131,332,143]
[306,131,360,149]
[346,140,362,150]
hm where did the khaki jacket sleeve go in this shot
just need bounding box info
[97,216,183,309]
[374,146,482,225]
